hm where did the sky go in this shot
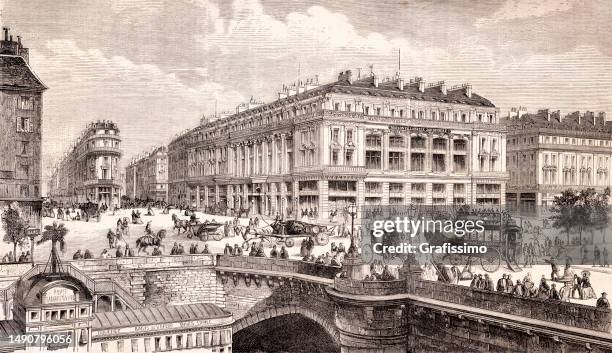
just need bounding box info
[2,0,612,183]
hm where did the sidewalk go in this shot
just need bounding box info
[574,264,612,274]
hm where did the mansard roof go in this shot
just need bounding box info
[506,111,612,134]
[332,76,495,108]
[0,55,46,91]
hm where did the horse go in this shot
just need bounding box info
[172,214,190,234]
[136,229,167,254]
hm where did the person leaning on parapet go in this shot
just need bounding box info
[597,292,610,309]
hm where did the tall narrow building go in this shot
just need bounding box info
[0,28,46,230]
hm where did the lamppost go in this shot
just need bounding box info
[26,227,40,268]
[347,203,358,257]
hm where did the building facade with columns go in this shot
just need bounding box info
[47,121,123,207]
[506,109,612,211]
[167,70,507,220]
[125,146,169,202]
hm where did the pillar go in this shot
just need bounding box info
[196,186,201,209]
[318,180,328,222]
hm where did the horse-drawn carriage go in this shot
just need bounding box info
[241,219,337,248]
[171,214,225,241]
[434,208,523,273]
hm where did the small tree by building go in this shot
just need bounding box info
[1,203,29,262]
[37,222,68,274]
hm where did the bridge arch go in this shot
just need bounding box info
[232,304,340,345]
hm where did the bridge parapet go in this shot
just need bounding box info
[215,255,342,279]
[334,277,407,296]
[68,254,214,272]
[407,277,612,332]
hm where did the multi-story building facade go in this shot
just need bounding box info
[47,121,122,207]
[167,70,507,220]
[0,28,45,230]
[125,146,169,202]
[506,109,612,211]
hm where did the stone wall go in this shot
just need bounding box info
[407,277,612,332]
[144,267,224,306]
[334,277,406,296]
[220,276,274,319]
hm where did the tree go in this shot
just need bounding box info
[550,189,580,244]
[1,203,29,261]
[37,222,68,274]
[550,188,610,245]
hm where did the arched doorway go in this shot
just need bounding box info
[233,313,339,353]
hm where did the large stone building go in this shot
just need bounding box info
[506,109,612,211]
[0,28,45,231]
[47,121,122,207]
[125,145,169,202]
[167,70,507,220]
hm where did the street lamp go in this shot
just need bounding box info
[26,227,40,267]
[347,203,358,257]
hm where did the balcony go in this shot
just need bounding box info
[82,179,122,188]
[79,146,121,158]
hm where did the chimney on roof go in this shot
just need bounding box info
[9,35,13,42]
[3,27,8,41]
[17,36,21,45]
[465,84,472,98]
[398,77,404,91]
[418,78,425,93]
[373,75,379,88]
[598,112,607,126]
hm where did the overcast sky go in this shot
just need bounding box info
[2,0,611,180]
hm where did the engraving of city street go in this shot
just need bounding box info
[1,0,612,352]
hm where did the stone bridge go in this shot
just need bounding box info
[1,254,612,353]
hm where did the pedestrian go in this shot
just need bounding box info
[125,244,134,257]
[604,247,610,267]
[597,292,610,309]
[270,245,279,258]
[280,246,289,259]
[550,283,560,300]
[84,249,93,259]
[202,244,210,254]
[73,250,83,260]
[233,244,242,256]
[594,245,601,267]
[152,247,162,256]
[496,274,506,292]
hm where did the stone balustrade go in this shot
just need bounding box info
[407,277,612,332]
[334,277,407,296]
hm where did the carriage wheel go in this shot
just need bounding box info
[316,233,329,246]
[212,232,224,241]
[285,239,295,248]
[480,248,501,273]
[311,226,320,234]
